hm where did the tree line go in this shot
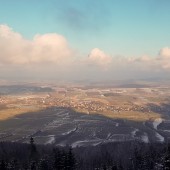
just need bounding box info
[0,137,75,170]
[0,139,170,169]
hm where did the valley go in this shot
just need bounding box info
[0,82,170,147]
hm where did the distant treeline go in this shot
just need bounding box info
[0,139,170,170]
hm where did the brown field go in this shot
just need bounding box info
[75,108,162,122]
[0,107,41,120]
[0,85,170,122]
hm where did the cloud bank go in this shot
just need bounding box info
[0,24,170,81]
[0,25,73,65]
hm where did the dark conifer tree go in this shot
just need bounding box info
[102,164,107,170]
[7,159,19,170]
[163,144,170,170]
[0,159,7,170]
[67,147,76,170]
[53,148,63,170]
[112,164,118,170]
[29,161,37,170]
[29,137,38,161]
[38,158,49,170]
[133,145,143,170]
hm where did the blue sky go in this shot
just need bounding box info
[1,0,170,57]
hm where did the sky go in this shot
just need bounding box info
[0,0,170,82]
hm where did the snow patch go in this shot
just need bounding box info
[46,135,55,144]
[141,133,149,143]
[153,118,163,130]
[107,133,111,139]
[163,130,170,133]
[62,127,77,135]
[131,129,139,138]
[155,132,164,142]
[71,139,102,148]
[115,123,119,127]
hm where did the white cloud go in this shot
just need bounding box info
[31,34,73,63]
[0,24,73,65]
[159,47,170,59]
[156,47,170,70]
[0,24,170,81]
[0,25,22,39]
[87,48,112,68]
[133,55,152,62]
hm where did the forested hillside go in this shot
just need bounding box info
[0,139,170,169]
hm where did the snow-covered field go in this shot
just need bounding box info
[0,107,170,146]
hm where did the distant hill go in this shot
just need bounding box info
[0,85,54,95]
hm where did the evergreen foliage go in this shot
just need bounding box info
[0,140,170,169]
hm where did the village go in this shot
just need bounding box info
[1,85,170,119]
